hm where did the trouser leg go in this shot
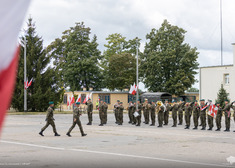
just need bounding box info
[67,122,76,134]
[76,120,85,135]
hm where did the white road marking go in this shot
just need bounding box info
[0,140,233,167]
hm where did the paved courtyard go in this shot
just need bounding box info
[0,113,235,168]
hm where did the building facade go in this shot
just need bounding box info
[199,44,235,102]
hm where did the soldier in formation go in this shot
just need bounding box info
[170,100,178,127]
[143,99,150,124]
[164,100,170,125]
[86,98,93,125]
[150,101,156,126]
[184,101,193,129]
[192,100,200,130]
[128,101,134,124]
[98,100,105,126]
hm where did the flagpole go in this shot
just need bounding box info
[23,37,27,112]
[136,39,139,112]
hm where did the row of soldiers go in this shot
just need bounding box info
[126,99,235,132]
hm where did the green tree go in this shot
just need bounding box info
[11,17,64,112]
[187,87,199,92]
[216,84,229,108]
[102,34,140,90]
[48,22,103,92]
[106,53,136,90]
[140,20,199,96]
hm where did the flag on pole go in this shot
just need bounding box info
[129,83,137,95]
[76,94,81,102]
[0,0,31,133]
[71,94,75,104]
[24,78,33,89]
[67,95,71,106]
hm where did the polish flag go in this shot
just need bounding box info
[129,83,137,95]
[208,104,218,118]
[76,94,81,102]
[129,84,134,94]
[0,0,30,133]
[24,78,33,89]
[83,93,92,104]
[67,95,71,106]
[71,95,75,104]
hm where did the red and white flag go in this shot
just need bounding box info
[129,83,138,95]
[71,94,75,104]
[0,0,31,133]
[67,95,71,106]
[24,78,33,89]
[76,94,81,102]
[208,104,218,118]
[83,93,92,103]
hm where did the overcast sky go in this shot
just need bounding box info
[22,0,235,90]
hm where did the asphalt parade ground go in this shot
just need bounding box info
[0,113,235,168]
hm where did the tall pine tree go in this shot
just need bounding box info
[11,17,63,112]
[216,84,229,108]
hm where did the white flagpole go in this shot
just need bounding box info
[136,39,139,112]
[23,38,27,112]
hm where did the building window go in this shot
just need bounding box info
[99,94,110,104]
[81,94,86,104]
[63,94,67,104]
[128,94,136,103]
[224,74,229,85]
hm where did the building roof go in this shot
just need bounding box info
[200,64,233,69]
[65,90,129,94]
[141,92,171,96]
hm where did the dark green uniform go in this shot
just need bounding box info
[223,103,231,131]
[67,107,85,136]
[99,102,105,126]
[128,102,134,124]
[192,103,200,129]
[150,104,156,126]
[40,106,59,135]
[215,106,222,131]
[158,105,164,127]
[184,102,193,129]
[86,102,93,125]
[135,103,142,126]
[200,104,207,130]
[114,103,119,124]
[143,102,150,124]
[207,105,214,130]
[164,103,171,125]
[117,104,124,125]
[103,103,108,124]
[171,103,178,127]
[178,102,185,125]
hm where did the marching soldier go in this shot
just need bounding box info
[114,100,120,124]
[178,100,185,125]
[117,102,124,125]
[164,100,171,125]
[39,101,60,137]
[128,101,134,124]
[200,99,207,130]
[135,100,142,126]
[103,102,108,124]
[157,101,164,127]
[223,100,231,132]
[215,102,222,131]
[232,102,235,132]
[192,100,200,130]
[171,100,178,127]
[66,102,87,137]
[184,101,193,129]
[86,99,93,125]
[150,101,156,126]
[207,100,214,130]
[143,99,150,124]
[99,100,105,126]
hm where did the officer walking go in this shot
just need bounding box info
[39,101,60,137]
[86,98,93,125]
[66,102,87,137]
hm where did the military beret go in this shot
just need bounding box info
[186,100,190,103]
[208,100,212,102]
[225,99,229,102]
[200,99,205,101]
[117,100,120,102]
[88,98,91,100]
[76,102,81,105]
[120,102,123,104]
[49,101,54,105]
[195,100,198,102]
[215,102,220,105]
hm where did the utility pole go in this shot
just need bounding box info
[136,39,139,111]
[220,0,223,65]
[23,38,27,112]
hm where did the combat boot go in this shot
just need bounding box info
[99,124,103,126]
[55,133,60,136]
[193,127,197,130]
[201,127,205,130]
[66,133,71,137]
[207,127,212,131]
[82,133,87,137]
[39,131,44,136]
[215,128,220,131]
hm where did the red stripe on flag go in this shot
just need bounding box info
[0,47,20,133]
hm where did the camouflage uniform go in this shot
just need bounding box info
[192,102,200,129]
[128,102,134,124]
[164,103,171,125]
[86,101,93,125]
[117,104,124,125]
[178,102,185,125]
[184,102,193,129]
[215,106,222,131]
[99,102,105,126]
[223,103,231,131]
[150,103,156,126]
[135,103,142,126]
[143,102,150,124]
[171,103,179,127]
[103,103,108,124]
[158,105,164,127]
